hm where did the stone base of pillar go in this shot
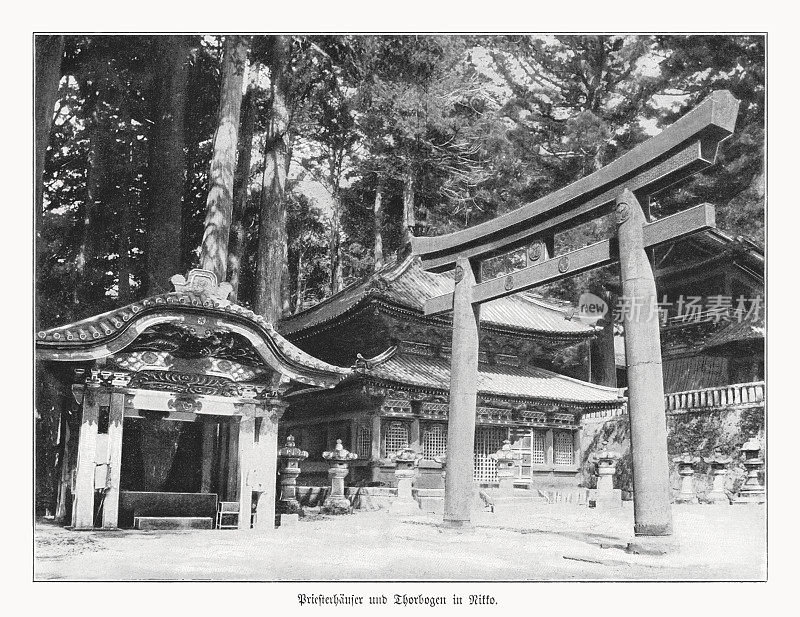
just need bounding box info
[731,492,765,505]
[625,535,679,555]
[390,498,421,515]
[497,480,514,498]
[279,513,300,527]
[439,518,475,532]
[278,500,303,516]
[589,488,622,509]
[322,496,352,514]
[705,491,731,504]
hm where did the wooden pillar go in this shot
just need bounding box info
[443,256,480,528]
[200,421,215,493]
[572,429,581,467]
[371,414,382,459]
[237,405,256,530]
[616,189,673,537]
[216,423,229,497]
[409,417,421,451]
[55,421,71,524]
[369,413,382,482]
[73,386,100,529]
[545,429,554,466]
[101,392,124,529]
[253,402,285,531]
[226,419,240,501]
[593,307,618,387]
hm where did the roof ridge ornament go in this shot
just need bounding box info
[170,269,233,303]
[353,345,398,370]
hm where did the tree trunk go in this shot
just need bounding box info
[329,190,343,294]
[400,168,416,256]
[373,176,385,271]
[228,65,260,299]
[118,131,133,302]
[294,248,306,314]
[145,36,190,295]
[75,116,110,307]
[255,36,291,322]
[35,35,64,246]
[200,35,249,283]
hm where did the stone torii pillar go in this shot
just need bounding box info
[443,257,480,528]
[412,91,740,539]
[616,189,672,537]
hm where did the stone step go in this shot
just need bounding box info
[134,516,214,530]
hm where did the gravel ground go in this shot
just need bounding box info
[34,501,765,581]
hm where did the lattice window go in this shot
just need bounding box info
[473,427,507,483]
[383,421,409,457]
[356,424,372,459]
[532,430,546,465]
[511,432,531,479]
[422,424,447,459]
[554,431,574,466]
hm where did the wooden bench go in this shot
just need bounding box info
[134,516,214,530]
[119,491,218,529]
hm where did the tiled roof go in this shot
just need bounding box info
[280,255,593,338]
[703,313,765,352]
[35,290,350,387]
[354,353,624,406]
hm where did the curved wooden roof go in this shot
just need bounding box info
[280,255,593,339]
[36,270,351,389]
[349,351,625,408]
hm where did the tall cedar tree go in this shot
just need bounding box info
[145,36,191,294]
[200,36,249,283]
[255,36,292,320]
[228,61,261,299]
[34,36,64,266]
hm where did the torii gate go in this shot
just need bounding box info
[412,90,740,538]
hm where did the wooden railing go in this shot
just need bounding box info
[665,381,765,413]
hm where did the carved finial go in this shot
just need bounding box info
[323,439,358,462]
[278,435,308,460]
[170,269,233,302]
[389,447,423,464]
[490,439,517,462]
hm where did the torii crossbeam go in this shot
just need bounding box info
[411,90,740,538]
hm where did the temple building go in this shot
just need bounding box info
[654,228,764,394]
[278,255,626,490]
[34,269,354,530]
[34,259,629,529]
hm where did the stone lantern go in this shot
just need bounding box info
[389,447,423,515]
[732,435,765,504]
[277,435,308,525]
[322,439,358,513]
[703,450,733,504]
[590,441,621,508]
[433,452,447,484]
[673,452,701,504]
[489,439,518,497]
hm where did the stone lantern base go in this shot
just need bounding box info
[321,498,353,515]
[589,488,622,509]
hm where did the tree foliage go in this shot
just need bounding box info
[35,34,765,328]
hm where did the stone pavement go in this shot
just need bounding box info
[34,501,765,580]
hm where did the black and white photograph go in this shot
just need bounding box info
[29,28,770,590]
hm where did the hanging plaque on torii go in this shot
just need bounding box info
[411,90,740,538]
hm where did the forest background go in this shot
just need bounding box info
[34,34,764,333]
